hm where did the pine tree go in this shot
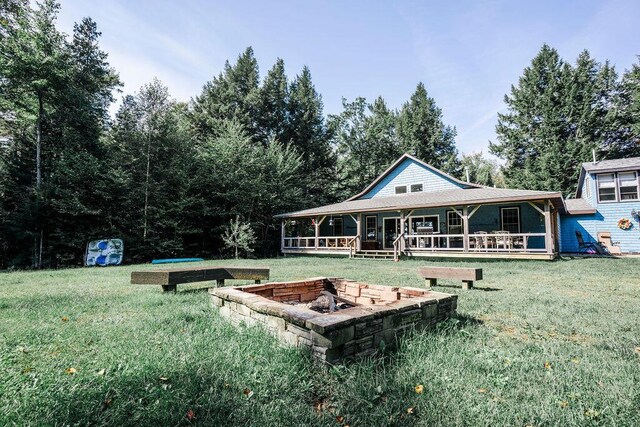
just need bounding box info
[397,82,460,175]
[257,58,289,145]
[287,66,335,205]
[614,59,640,157]
[460,152,503,187]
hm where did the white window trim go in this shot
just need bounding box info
[618,171,639,201]
[410,183,424,193]
[365,215,377,241]
[585,176,591,199]
[596,173,617,203]
[394,185,407,195]
[446,210,462,234]
[500,207,521,233]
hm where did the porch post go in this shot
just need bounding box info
[357,213,362,251]
[314,216,320,250]
[281,219,285,251]
[462,206,469,252]
[400,210,406,252]
[544,201,553,254]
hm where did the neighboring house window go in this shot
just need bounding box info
[597,173,616,202]
[447,211,462,234]
[410,183,423,192]
[395,185,407,194]
[411,216,439,234]
[365,216,377,240]
[618,172,638,200]
[333,217,343,236]
[500,207,521,233]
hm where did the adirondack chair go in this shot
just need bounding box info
[575,230,607,255]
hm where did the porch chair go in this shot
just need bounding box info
[597,231,621,255]
[575,230,607,255]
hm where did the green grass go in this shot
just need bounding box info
[1,257,639,426]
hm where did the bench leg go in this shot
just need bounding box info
[162,285,177,293]
[255,280,261,284]
[216,279,225,287]
[462,281,473,290]
[425,278,437,288]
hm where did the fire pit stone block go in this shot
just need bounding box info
[209,277,457,363]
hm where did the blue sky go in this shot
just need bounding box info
[56,0,640,156]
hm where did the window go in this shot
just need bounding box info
[585,176,591,199]
[333,217,343,236]
[410,216,439,234]
[365,216,377,240]
[597,173,616,202]
[500,207,520,233]
[410,183,423,193]
[619,172,638,200]
[447,211,462,234]
[395,185,407,194]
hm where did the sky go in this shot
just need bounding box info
[55,0,640,156]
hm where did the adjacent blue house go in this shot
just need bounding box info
[276,154,564,260]
[560,157,640,254]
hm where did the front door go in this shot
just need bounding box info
[383,218,401,248]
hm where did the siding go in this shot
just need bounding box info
[360,158,464,199]
[560,200,640,253]
[582,173,595,206]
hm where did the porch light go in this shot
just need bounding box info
[329,215,334,226]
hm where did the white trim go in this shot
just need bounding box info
[394,185,407,195]
[596,172,618,203]
[365,215,378,241]
[382,216,401,248]
[500,206,521,233]
[446,210,462,234]
[408,214,440,233]
[410,182,424,193]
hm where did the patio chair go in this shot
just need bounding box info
[575,230,607,255]
[597,231,621,255]
[494,231,513,250]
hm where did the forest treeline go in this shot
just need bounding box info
[1,1,639,268]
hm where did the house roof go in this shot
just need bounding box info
[346,153,482,201]
[576,156,640,198]
[564,198,597,215]
[275,187,565,218]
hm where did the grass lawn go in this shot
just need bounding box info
[1,256,639,426]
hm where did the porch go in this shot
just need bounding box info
[280,200,559,261]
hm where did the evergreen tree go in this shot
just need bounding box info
[491,45,623,195]
[257,58,289,145]
[459,152,503,187]
[287,66,335,205]
[614,59,640,157]
[397,82,460,175]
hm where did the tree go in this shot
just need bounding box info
[397,82,460,176]
[222,215,256,259]
[613,59,640,157]
[491,45,623,196]
[459,152,504,187]
[257,58,289,145]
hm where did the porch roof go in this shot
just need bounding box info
[275,187,565,218]
[564,198,597,215]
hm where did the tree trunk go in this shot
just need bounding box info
[143,132,151,242]
[35,94,44,269]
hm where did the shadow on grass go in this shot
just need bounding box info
[432,284,502,292]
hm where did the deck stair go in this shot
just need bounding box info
[352,250,396,260]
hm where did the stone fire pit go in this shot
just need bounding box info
[209,277,457,363]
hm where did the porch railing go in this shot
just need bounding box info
[404,233,547,252]
[283,236,356,250]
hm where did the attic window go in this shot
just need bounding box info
[619,172,638,200]
[395,185,407,194]
[411,183,423,192]
[597,173,616,202]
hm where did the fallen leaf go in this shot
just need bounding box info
[102,398,113,410]
[336,415,344,423]
[478,388,488,393]
[243,388,254,398]
[543,361,552,370]
[584,408,600,419]
[97,369,106,376]
[65,367,77,375]
[406,407,414,414]
[414,384,424,394]
[224,383,230,388]
[186,409,195,421]
[560,400,569,408]
[634,347,640,354]
[61,316,69,322]
[159,376,169,382]
[571,358,580,364]
[17,346,28,354]
[22,367,33,374]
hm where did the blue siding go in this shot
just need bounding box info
[360,158,464,199]
[582,173,595,206]
[560,200,640,253]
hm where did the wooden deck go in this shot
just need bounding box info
[282,248,556,260]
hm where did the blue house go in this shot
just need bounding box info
[560,157,640,254]
[276,154,564,260]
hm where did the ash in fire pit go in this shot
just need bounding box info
[209,277,457,363]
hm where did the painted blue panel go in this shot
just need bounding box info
[360,158,464,199]
[560,200,640,253]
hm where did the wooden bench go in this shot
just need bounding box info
[131,266,270,292]
[417,266,482,290]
